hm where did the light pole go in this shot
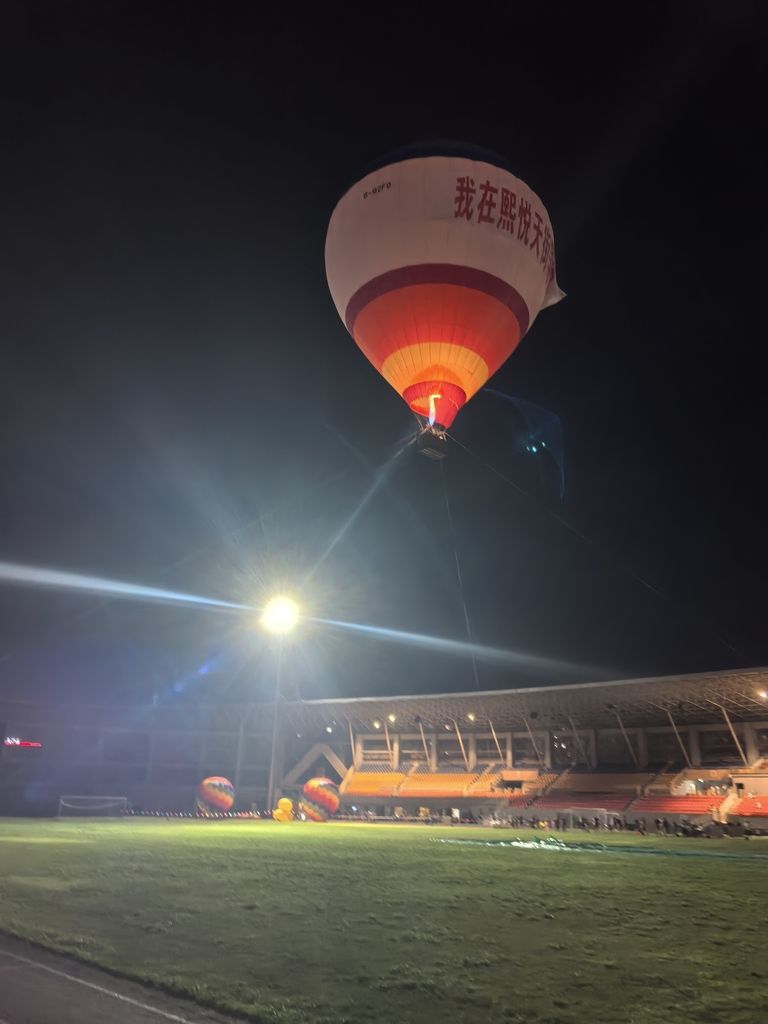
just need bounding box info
[260,596,300,812]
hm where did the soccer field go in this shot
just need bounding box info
[0,820,766,1024]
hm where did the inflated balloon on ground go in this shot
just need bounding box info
[196,776,235,814]
[300,777,340,821]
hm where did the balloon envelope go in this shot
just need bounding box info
[325,146,562,429]
[196,776,235,814]
[301,777,340,821]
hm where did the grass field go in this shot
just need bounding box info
[1,820,766,1024]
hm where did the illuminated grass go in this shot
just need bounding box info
[0,820,766,1023]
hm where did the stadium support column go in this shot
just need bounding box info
[266,699,282,812]
[588,729,597,768]
[504,734,513,769]
[453,720,469,770]
[744,723,759,766]
[688,726,701,768]
[266,652,285,812]
[347,719,356,768]
[234,716,246,789]
[468,733,477,770]
[663,708,692,768]
[567,715,592,768]
[383,719,394,769]
[636,728,648,768]
[523,718,545,769]
[417,719,430,766]
[487,718,505,765]
[718,706,749,767]
[612,711,640,768]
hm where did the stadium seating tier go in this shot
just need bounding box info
[728,796,768,817]
[631,795,725,814]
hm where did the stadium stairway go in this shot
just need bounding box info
[467,765,541,799]
[642,763,677,795]
[536,771,561,795]
[465,762,504,797]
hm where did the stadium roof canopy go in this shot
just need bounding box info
[284,667,768,732]
[1,668,766,734]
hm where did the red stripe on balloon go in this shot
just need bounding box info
[344,264,530,337]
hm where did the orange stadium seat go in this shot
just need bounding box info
[549,772,653,793]
[398,772,479,798]
[465,774,504,799]
[729,796,768,817]
[533,792,632,812]
[344,771,406,798]
[631,795,724,815]
[504,794,533,807]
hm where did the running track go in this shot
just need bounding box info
[0,934,243,1024]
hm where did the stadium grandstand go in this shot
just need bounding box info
[2,667,768,826]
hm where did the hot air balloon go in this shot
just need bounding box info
[325,143,563,449]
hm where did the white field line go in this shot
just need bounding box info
[0,948,202,1023]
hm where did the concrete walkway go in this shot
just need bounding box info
[0,934,243,1024]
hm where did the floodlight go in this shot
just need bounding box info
[260,596,300,635]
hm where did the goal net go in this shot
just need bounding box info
[57,795,129,818]
[562,807,612,829]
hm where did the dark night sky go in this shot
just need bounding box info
[1,2,766,705]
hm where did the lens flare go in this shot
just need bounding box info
[307,439,411,579]
[0,561,250,612]
[311,617,590,675]
[260,596,300,634]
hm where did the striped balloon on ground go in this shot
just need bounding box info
[325,143,562,430]
[300,777,340,822]
[196,776,235,815]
